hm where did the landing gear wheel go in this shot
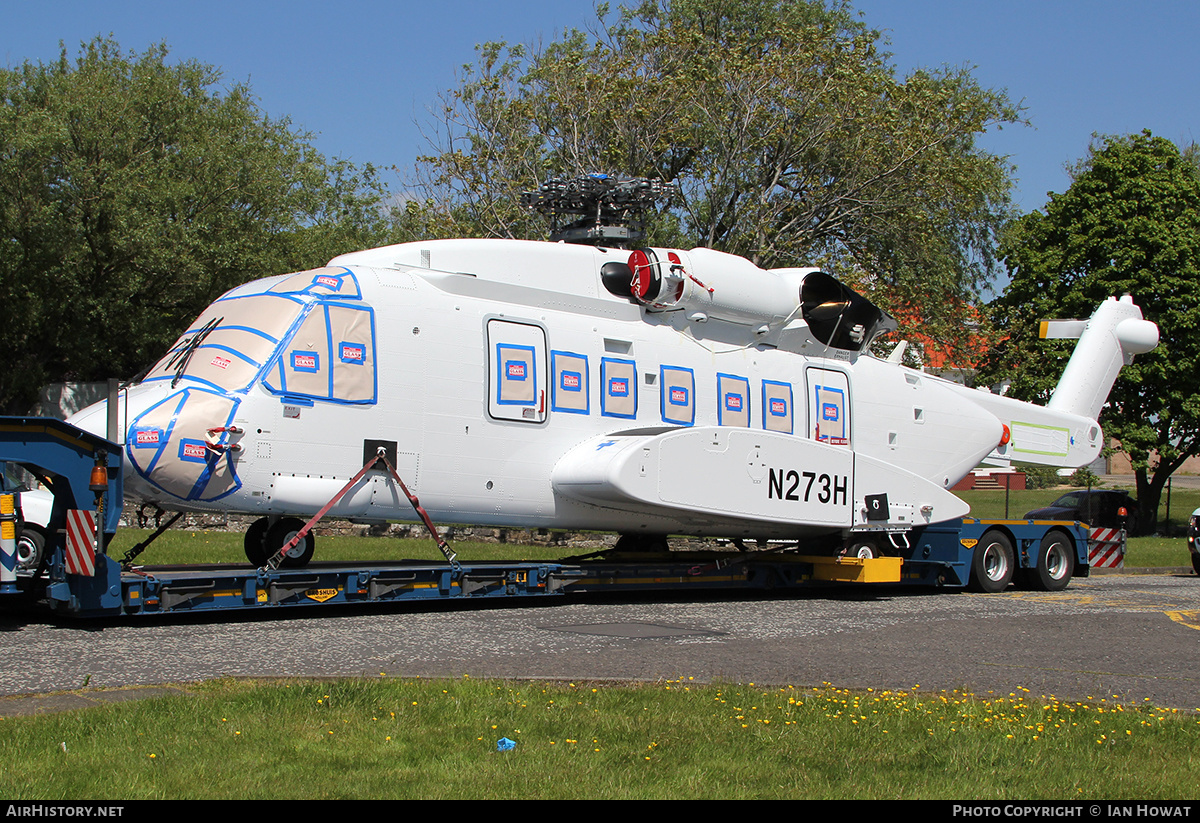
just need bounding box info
[1028,530,1075,592]
[16,528,45,572]
[264,517,315,568]
[969,530,1014,593]
[1191,552,1200,577]
[243,517,270,566]
[847,540,879,559]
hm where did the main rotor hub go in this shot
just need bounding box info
[521,174,678,247]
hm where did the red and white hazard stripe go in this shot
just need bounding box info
[65,509,97,577]
[1088,527,1125,569]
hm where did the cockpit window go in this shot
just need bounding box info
[262,301,377,405]
[143,295,306,393]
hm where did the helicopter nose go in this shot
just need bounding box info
[68,386,244,503]
[122,387,244,502]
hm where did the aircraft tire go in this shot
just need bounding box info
[847,540,878,559]
[16,527,45,572]
[1191,552,1200,577]
[266,517,315,568]
[1028,530,1075,592]
[244,517,271,566]
[968,530,1014,593]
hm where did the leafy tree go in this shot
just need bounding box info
[981,131,1200,534]
[412,0,1021,356]
[0,38,395,414]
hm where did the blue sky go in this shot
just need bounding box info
[3,1,1197,215]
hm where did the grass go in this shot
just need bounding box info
[0,678,1196,800]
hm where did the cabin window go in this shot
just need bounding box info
[807,367,850,446]
[660,365,695,426]
[600,358,637,419]
[762,380,793,434]
[717,373,750,427]
[551,351,590,415]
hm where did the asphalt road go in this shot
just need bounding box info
[1,571,1199,710]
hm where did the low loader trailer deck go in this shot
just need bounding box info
[0,417,1089,619]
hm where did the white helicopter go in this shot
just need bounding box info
[68,176,1159,566]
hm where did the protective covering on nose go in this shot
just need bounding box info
[126,388,242,501]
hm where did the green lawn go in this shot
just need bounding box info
[0,678,1195,799]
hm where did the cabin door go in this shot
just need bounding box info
[486,319,547,423]
[806,367,851,447]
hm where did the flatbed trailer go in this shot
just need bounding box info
[0,417,1090,619]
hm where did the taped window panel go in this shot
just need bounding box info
[327,304,376,403]
[551,351,589,414]
[762,380,793,434]
[496,344,537,406]
[816,387,847,443]
[274,306,332,399]
[126,388,242,502]
[661,365,695,426]
[717,373,750,427]
[263,302,378,405]
[143,294,303,392]
[807,367,851,446]
[267,266,362,299]
[601,358,637,418]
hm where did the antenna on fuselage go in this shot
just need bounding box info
[521,174,679,247]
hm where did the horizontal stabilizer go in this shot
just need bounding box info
[1039,319,1087,339]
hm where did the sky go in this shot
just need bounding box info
[2,0,1197,216]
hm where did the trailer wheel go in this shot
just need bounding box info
[265,518,315,568]
[243,517,270,565]
[16,527,45,572]
[1029,530,1075,592]
[969,531,1014,593]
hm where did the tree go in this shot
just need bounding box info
[412,0,1021,357]
[981,131,1200,534]
[0,38,395,414]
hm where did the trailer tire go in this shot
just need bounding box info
[16,527,45,572]
[265,518,315,568]
[969,530,1014,593]
[244,517,270,566]
[1028,530,1075,592]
